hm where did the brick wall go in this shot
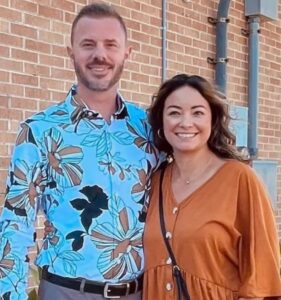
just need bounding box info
[0,0,281,291]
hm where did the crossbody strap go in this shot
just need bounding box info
[158,168,190,300]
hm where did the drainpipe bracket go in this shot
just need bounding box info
[208,16,230,25]
[241,28,249,36]
[241,28,261,36]
[207,57,229,65]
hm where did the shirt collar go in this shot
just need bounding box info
[66,84,129,124]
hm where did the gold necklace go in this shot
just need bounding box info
[173,156,213,185]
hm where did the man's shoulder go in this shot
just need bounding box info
[125,101,147,117]
[25,99,70,124]
[20,99,71,139]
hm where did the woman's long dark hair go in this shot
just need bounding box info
[148,74,243,160]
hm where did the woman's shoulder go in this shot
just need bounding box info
[222,159,253,174]
[221,159,262,185]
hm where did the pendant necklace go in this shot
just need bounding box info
[175,156,213,185]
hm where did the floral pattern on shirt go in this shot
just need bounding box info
[41,127,83,188]
[5,160,42,217]
[0,85,163,299]
[91,196,142,279]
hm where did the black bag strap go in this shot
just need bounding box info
[159,168,190,300]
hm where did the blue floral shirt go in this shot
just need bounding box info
[0,85,162,300]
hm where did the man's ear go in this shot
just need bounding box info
[67,46,74,61]
[124,46,132,60]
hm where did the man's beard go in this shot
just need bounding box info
[74,60,124,92]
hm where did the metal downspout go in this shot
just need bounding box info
[162,0,167,82]
[215,0,231,95]
[247,16,260,158]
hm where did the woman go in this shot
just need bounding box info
[143,74,281,300]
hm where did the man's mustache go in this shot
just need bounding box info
[87,58,112,68]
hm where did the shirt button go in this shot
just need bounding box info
[166,231,172,239]
[166,257,172,264]
[172,207,178,214]
[166,282,173,291]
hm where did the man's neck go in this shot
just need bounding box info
[76,86,118,122]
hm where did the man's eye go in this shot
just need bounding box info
[82,43,93,47]
[107,43,117,48]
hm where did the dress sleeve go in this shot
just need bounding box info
[0,123,44,300]
[236,166,281,298]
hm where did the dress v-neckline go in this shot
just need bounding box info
[165,160,233,207]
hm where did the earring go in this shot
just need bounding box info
[157,129,163,139]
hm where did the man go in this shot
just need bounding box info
[0,3,161,299]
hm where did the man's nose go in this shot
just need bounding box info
[91,45,107,61]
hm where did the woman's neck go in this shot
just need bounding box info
[172,149,216,181]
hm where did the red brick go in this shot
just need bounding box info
[140,3,160,17]
[0,7,22,22]
[24,13,51,30]
[38,5,63,20]
[0,33,23,48]
[11,23,37,39]
[12,74,38,86]
[24,63,50,77]
[0,96,9,108]
[10,0,37,13]
[11,49,38,63]
[0,107,23,121]
[0,83,24,97]
[0,46,10,57]
[131,31,150,44]
[140,64,160,77]
[126,19,141,32]
[131,10,150,24]
[25,87,51,100]
[50,68,75,81]
[39,30,64,45]
[120,0,140,10]
[131,72,149,84]
[51,91,69,102]
[52,21,71,35]
[10,97,38,110]
[39,54,64,68]
[64,12,76,24]
[40,78,65,91]
[0,71,10,82]
[51,0,75,12]
[141,44,160,57]
[25,39,51,54]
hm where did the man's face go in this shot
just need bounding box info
[68,17,131,92]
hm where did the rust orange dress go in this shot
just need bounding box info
[143,160,281,300]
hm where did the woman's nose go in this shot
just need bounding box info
[179,115,193,127]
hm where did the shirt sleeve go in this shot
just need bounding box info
[0,122,43,300]
[236,166,281,298]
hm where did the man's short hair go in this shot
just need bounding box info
[71,2,127,44]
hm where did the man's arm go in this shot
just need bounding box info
[0,122,43,299]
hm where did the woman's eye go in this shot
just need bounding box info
[168,111,180,116]
[194,111,204,116]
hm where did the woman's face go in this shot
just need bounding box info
[163,85,212,156]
